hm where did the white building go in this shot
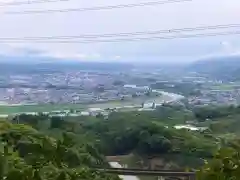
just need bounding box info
[88,107,104,116]
[174,124,208,131]
[80,111,90,116]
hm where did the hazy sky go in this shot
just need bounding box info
[0,0,240,63]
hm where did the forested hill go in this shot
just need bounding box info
[0,120,120,180]
[187,56,240,81]
[2,105,240,179]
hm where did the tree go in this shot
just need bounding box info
[113,80,124,86]
[50,117,64,129]
[0,121,120,180]
[138,135,172,154]
[197,147,240,180]
[132,93,138,98]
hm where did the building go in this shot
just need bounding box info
[174,124,208,131]
[88,107,104,116]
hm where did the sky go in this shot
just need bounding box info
[0,0,240,64]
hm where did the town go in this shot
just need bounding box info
[0,63,240,117]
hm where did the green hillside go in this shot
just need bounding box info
[1,104,240,179]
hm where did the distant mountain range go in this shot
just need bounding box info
[0,55,134,74]
[188,55,240,81]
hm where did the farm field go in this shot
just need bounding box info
[0,104,86,115]
[0,91,173,115]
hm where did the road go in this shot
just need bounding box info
[109,162,140,180]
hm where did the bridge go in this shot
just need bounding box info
[95,168,196,180]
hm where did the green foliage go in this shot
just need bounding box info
[194,105,240,121]
[195,106,240,137]
[0,121,119,180]
[12,113,48,129]
[81,112,216,157]
[50,116,64,129]
[197,147,240,180]
[6,105,240,179]
[11,108,215,160]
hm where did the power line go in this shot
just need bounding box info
[0,31,239,43]
[0,23,239,40]
[5,0,192,15]
[0,0,70,6]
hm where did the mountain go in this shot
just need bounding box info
[0,55,134,74]
[188,55,240,81]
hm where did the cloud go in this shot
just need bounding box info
[1,0,240,62]
[39,51,103,61]
[113,55,121,60]
[90,53,101,59]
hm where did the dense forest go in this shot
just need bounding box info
[0,119,121,180]
[2,104,240,179]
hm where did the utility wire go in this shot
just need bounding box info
[0,0,70,6]
[0,31,239,43]
[0,23,239,40]
[5,0,192,15]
